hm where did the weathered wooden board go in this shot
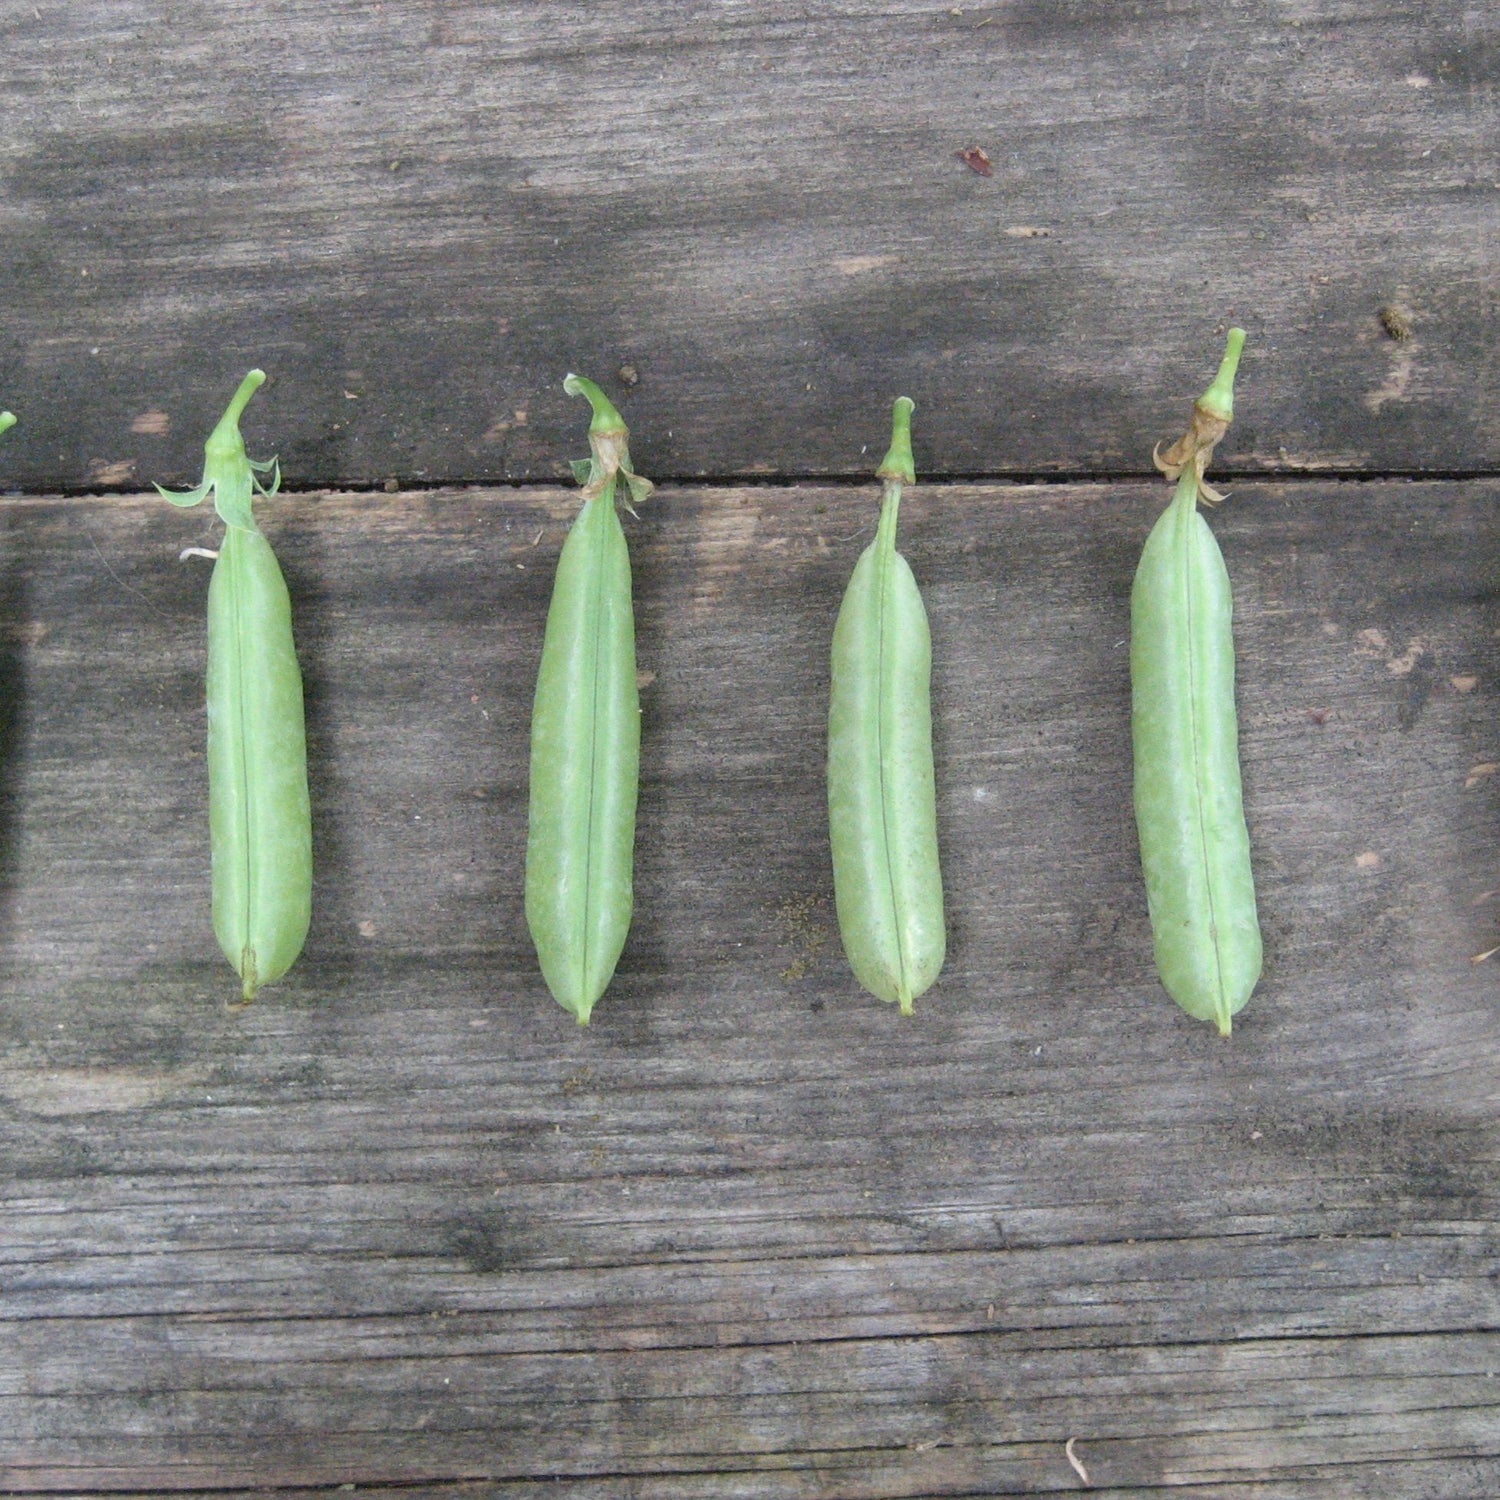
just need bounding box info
[1,478,1498,1494]
[0,1,1494,488]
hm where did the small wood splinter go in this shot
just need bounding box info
[1065,1436,1092,1486]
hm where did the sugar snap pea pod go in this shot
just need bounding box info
[525,375,653,1024]
[1131,329,1260,1035]
[828,397,945,1012]
[157,370,310,1004]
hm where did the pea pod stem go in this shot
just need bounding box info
[525,376,646,1023]
[157,371,310,1003]
[1131,329,1261,1035]
[828,397,945,1012]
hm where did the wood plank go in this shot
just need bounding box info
[1,478,1498,1494]
[0,2,1495,488]
[38,1476,1500,1500]
[5,1336,1499,1493]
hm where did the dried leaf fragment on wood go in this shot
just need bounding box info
[955,145,992,176]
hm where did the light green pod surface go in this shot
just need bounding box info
[159,370,310,1003]
[1130,472,1261,1034]
[828,452,945,1013]
[207,523,312,1001]
[525,490,639,1023]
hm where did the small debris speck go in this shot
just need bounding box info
[777,893,829,981]
[1379,305,1413,341]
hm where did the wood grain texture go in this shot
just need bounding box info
[1,478,1498,1495]
[0,1,1495,488]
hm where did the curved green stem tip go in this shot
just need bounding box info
[203,368,268,474]
[876,396,916,485]
[0,412,15,439]
[563,373,626,434]
[1198,328,1246,422]
[220,368,266,427]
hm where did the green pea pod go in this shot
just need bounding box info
[1130,329,1261,1035]
[525,375,652,1024]
[0,412,15,439]
[158,370,311,1003]
[828,397,945,1013]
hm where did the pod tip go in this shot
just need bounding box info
[1198,328,1246,422]
[220,369,269,431]
[233,368,267,402]
[876,396,916,486]
[563,374,626,434]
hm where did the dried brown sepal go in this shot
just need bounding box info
[1152,402,1231,505]
[579,426,655,515]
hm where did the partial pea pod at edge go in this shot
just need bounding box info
[1130,329,1262,1035]
[828,397,946,1012]
[524,375,653,1024]
[158,370,311,1004]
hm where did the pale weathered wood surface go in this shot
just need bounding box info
[1,479,1497,1495]
[0,0,1495,488]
